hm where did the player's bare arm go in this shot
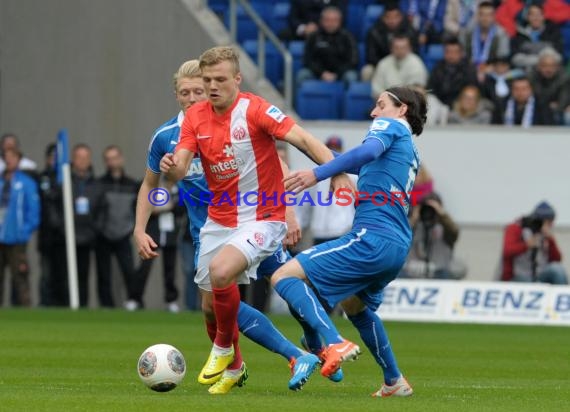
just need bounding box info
[134,169,160,259]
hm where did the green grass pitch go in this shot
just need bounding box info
[1,309,569,412]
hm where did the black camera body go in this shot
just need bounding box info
[521,215,544,234]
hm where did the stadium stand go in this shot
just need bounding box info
[343,81,374,121]
[295,80,344,119]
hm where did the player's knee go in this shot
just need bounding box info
[340,296,366,316]
[208,260,235,288]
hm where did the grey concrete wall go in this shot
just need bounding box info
[0,0,216,175]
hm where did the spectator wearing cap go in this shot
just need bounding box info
[296,136,356,246]
[501,201,567,284]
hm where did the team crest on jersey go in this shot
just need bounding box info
[232,126,247,141]
[265,105,286,123]
[254,232,265,246]
[370,119,390,131]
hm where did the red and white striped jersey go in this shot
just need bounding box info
[177,92,295,228]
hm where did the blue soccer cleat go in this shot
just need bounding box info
[300,335,344,382]
[288,353,320,391]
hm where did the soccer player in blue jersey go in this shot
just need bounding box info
[271,86,428,397]
[134,60,324,394]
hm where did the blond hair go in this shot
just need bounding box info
[199,46,240,75]
[173,60,201,90]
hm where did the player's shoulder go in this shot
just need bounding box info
[186,100,209,118]
[152,114,179,139]
[241,92,289,124]
[369,117,411,136]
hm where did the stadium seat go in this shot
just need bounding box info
[295,81,344,120]
[421,44,444,71]
[288,41,305,76]
[242,40,284,86]
[223,4,271,42]
[360,5,384,42]
[358,42,366,70]
[208,0,226,16]
[346,4,366,40]
[343,82,374,121]
[270,3,290,35]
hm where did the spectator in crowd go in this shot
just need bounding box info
[71,144,101,307]
[297,136,355,246]
[460,1,510,78]
[0,148,40,306]
[411,84,449,126]
[510,3,564,71]
[480,56,525,111]
[400,0,448,46]
[0,133,37,175]
[362,2,419,81]
[448,85,492,124]
[400,192,467,279]
[296,6,358,87]
[528,47,570,125]
[371,34,428,98]
[501,201,567,284]
[37,143,66,306]
[95,145,138,308]
[129,183,183,312]
[496,0,570,37]
[283,0,348,41]
[492,76,555,126]
[427,37,478,107]
[444,0,480,36]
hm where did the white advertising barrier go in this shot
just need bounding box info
[377,279,570,326]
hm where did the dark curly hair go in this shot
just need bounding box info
[385,86,428,136]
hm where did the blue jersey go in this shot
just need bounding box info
[354,117,420,245]
[147,111,210,243]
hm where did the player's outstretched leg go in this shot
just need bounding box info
[238,301,319,391]
[347,307,412,397]
[273,276,361,378]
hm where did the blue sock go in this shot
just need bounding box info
[237,301,303,361]
[274,278,343,345]
[288,304,323,353]
[348,308,401,385]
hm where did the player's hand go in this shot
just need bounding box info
[283,170,317,194]
[159,153,177,174]
[331,173,356,195]
[134,229,159,259]
[284,208,301,248]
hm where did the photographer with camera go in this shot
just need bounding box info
[501,201,568,284]
[400,192,467,279]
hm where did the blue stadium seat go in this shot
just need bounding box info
[358,42,366,70]
[270,3,291,35]
[421,44,444,71]
[295,81,344,120]
[242,40,284,86]
[346,4,366,40]
[224,4,271,42]
[288,41,305,76]
[208,0,226,16]
[360,5,384,42]
[343,82,374,121]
